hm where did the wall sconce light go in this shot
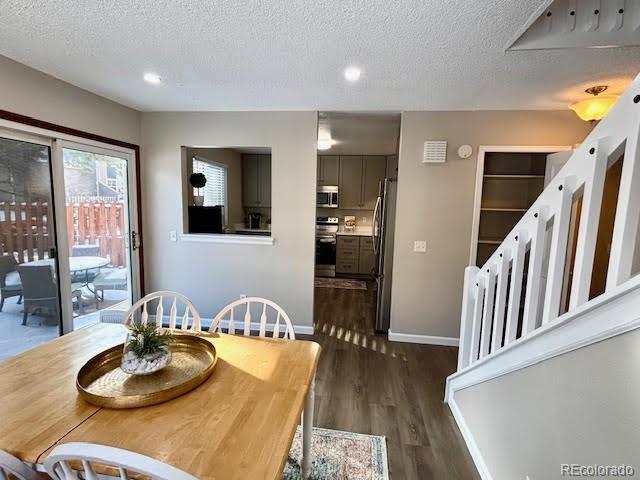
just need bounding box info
[569,86,618,122]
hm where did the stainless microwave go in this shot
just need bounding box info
[317,186,339,208]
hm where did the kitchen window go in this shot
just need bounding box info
[192,157,228,211]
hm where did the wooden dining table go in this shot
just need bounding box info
[0,323,321,479]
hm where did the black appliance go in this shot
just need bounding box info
[188,206,223,234]
[248,212,262,229]
[315,216,338,277]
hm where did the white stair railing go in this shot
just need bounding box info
[457,74,640,372]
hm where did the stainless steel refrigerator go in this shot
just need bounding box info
[373,175,397,333]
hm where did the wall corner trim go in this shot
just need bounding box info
[388,331,459,346]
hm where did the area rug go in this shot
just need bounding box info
[283,426,389,480]
[314,278,367,290]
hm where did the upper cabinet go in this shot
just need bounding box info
[243,154,271,207]
[317,155,339,186]
[362,156,386,210]
[337,156,387,210]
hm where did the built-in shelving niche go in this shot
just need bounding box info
[476,152,548,266]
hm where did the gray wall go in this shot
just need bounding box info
[140,112,317,326]
[455,323,640,480]
[0,55,140,144]
[390,111,591,340]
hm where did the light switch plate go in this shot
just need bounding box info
[169,230,177,242]
[414,240,427,253]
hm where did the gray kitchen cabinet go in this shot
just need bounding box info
[317,156,339,186]
[336,235,376,275]
[362,156,386,210]
[258,154,271,207]
[243,154,271,207]
[339,156,364,209]
[358,236,375,274]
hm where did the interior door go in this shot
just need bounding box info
[0,129,62,360]
[55,140,141,333]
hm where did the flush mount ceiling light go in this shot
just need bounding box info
[343,66,362,83]
[569,85,619,122]
[143,72,162,85]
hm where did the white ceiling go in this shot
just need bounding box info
[1,0,639,112]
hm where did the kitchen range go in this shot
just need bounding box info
[315,216,339,277]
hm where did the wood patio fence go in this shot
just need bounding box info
[0,200,127,266]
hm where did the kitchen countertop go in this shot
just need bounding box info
[336,226,373,236]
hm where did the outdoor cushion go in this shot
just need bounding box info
[4,271,22,289]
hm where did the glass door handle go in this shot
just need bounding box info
[131,231,141,250]
[49,247,57,259]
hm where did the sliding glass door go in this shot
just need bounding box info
[58,141,139,332]
[0,124,141,359]
[0,132,61,361]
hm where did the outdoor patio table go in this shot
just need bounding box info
[0,323,320,480]
[23,256,109,290]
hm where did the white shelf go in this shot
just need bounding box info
[483,174,545,179]
[480,207,529,212]
[478,238,503,245]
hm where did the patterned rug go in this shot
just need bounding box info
[314,278,367,290]
[284,426,389,480]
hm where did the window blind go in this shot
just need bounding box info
[192,158,226,208]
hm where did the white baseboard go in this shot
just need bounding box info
[388,330,459,346]
[448,396,492,480]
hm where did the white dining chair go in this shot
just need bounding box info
[123,291,202,331]
[0,449,41,480]
[210,297,295,339]
[44,442,197,480]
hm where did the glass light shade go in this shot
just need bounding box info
[317,138,336,150]
[569,95,618,121]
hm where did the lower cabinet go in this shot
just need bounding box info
[336,235,375,275]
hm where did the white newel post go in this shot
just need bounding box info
[458,266,480,371]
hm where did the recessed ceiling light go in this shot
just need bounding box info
[143,72,162,85]
[344,66,362,83]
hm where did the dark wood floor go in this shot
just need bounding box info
[304,282,480,480]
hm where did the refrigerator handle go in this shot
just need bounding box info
[372,195,382,255]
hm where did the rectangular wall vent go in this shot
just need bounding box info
[423,141,447,164]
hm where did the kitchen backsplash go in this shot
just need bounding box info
[317,207,373,227]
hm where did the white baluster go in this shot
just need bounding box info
[259,304,267,337]
[458,266,479,370]
[169,298,177,330]
[491,253,509,353]
[607,121,640,290]
[569,139,609,309]
[543,176,575,324]
[504,231,526,345]
[469,278,485,364]
[155,296,163,328]
[243,302,251,335]
[522,207,549,335]
[479,268,496,359]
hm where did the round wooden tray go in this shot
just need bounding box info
[76,334,218,408]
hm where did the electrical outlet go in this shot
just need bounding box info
[169,230,177,242]
[414,240,427,253]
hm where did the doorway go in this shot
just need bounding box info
[313,112,400,335]
[0,126,141,361]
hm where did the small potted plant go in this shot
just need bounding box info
[190,172,207,206]
[121,323,172,375]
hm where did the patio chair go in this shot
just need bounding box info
[92,267,128,302]
[17,265,83,326]
[0,254,23,311]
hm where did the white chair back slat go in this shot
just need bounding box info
[155,296,164,328]
[123,291,201,332]
[0,449,41,480]
[259,304,267,337]
[44,442,197,480]
[169,298,178,329]
[211,297,295,340]
[243,302,252,336]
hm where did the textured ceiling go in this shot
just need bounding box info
[1,0,639,111]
